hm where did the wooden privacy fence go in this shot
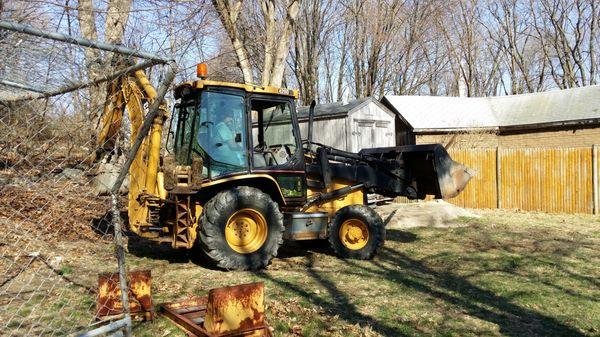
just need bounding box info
[446,146,600,214]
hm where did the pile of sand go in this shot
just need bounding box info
[374,200,479,229]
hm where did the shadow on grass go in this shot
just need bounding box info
[276,239,331,258]
[364,246,584,337]
[256,255,410,336]
[259,241,586,337]
[125,220,588,336]
[386,229,418,243]
[126,235,221,270]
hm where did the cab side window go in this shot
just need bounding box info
[251,99,297,168]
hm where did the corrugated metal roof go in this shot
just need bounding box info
[382,85,600,131]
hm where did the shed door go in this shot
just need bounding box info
[374,120,394,148]
[352,119,394,151]
[353,120,374,151]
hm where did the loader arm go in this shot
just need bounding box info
[304,142,472,201]
[95,68,169,233]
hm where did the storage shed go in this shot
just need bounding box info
[296,97,396,152]
[381,85,600,148]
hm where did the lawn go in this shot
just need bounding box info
[3,203,597,336]
[128,209,600,337]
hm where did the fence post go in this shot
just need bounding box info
[594,144,599,215]
[111,193,132,337]
[496,146,502,209]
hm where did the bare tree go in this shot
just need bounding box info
[260,0,300,87]
[344,0,403,98]
[388,0,441,95]
[335,21,349,101]
[290,0,336,103]
[438,0,502,96]
[211,0,254,83]
[484,0,547,94]
[211,0,300,87]
[77,0,131,139]
[530,0,598,88]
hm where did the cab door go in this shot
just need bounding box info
[248,95,306,206]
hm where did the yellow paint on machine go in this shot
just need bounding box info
[119,70,169,235]
[306,179,364,218]
[177,79,299,98]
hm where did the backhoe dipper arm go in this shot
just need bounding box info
[95,66,169,233]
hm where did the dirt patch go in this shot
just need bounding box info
[374,200,479,229]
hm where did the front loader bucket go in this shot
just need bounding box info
[401,144,472,199]
[432,147,473,199]
[359,144,472,200]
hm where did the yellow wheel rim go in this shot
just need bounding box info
[339,219,369,250]
[225,208,268,254]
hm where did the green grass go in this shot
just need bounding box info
[129,209,599,337]
[4,209,597,336]
[59,265,74,276]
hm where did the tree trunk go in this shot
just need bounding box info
[78,0,131,194]
[77,0,103,141]
[260,0,276,86]
[212,0,254,84]
[78,0,131,140]
[267,0,300,87]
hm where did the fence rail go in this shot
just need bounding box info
[445,146,600,214]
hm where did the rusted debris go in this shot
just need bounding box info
[160,282,271,337]
[96,269,153,321]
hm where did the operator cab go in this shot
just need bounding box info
[172,74,306,204]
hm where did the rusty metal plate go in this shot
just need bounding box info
[205,282,266,336]
[96,269,153,320]
[160,282,271,337]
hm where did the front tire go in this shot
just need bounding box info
[199,186,284,270]
[328,205,385,260]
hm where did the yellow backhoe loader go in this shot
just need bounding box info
[97,63,472,270]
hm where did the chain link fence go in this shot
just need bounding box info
[0,20,175,336]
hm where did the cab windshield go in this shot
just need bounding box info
[174,90,248,178]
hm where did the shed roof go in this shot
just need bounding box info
[296,96,391,120]
[382,85,600,132]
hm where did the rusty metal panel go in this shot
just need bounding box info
[447,148,498,209]
[96,270,153,320]
[500,147,593,214]
[161,282,270,337]
[161,297,211,336]
[205,282,266,336]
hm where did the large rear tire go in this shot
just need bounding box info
[328,205,385,260]
[199,186,284,270]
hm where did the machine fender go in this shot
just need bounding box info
[200,174,286,206]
